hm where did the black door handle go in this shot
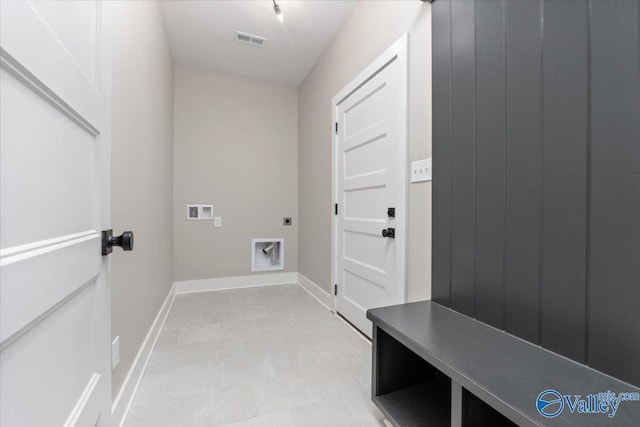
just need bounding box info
[381,228,395,238]
[102,229,134,255]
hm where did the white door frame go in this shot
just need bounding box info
[330,34,409,315]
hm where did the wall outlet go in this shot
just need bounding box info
[214,216,222,227]
[411,158,432,183]
[111,336,120,371]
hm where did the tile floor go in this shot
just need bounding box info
[125,283,386,427]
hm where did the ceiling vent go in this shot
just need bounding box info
[234,31,267,48]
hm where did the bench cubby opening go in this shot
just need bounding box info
[373,327,451,426]
[462,388,516,427]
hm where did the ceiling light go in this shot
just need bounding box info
[273,0,283,23]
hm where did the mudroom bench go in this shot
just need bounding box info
[367,301,640,427]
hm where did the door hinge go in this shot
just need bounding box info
[335,203,338,215]
[334,284,338,296]
[335,122,338,134]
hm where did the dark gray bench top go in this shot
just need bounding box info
[367,301,640,426]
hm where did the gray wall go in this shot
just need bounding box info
[111,0,175,398]
[432,0,640,387]
[298,0,432,301]
[173,65,298,281]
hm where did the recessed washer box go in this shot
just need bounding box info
[251,238,284,272]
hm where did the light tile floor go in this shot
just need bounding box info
[125,284,386,427]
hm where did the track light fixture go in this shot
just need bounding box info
[273,0,283,23]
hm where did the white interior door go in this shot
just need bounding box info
[333,35,408,338]
[1,1,112,426]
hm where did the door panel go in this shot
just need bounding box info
[1,283,101,427]
[0,237,100,343]
[0,0,103,123]
[344,271,385,307]
[335,37,407,337]
[344,186,387,219]
[343,172,386,191]
[0,67,98,249]
[0,1,112,426]
[343,84,387,139]
[342,259,386,289]
[344,231,387,269]
[27,0,99,83]
[343,133,387,178]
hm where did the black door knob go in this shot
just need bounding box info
[102,229,134,255]
[381,228,395,238]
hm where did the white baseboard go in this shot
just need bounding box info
[174,272,298,294]
[111,283,176,427]
[296,272,333,311]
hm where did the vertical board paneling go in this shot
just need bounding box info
[474,0,506,329]
[540,0,588,363]
[504,0,543,344]
[431,0,453,306]
[432,0,640,385]
[449,0,476,317]
[589,0,640,387]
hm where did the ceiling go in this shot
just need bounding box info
[159,0,359,86]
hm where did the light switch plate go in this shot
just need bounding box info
[112,336,120,371]
[411,158,432,183]
[214,217,222,227]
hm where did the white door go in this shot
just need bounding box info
[1,1,112,426]
[333,35,408,338]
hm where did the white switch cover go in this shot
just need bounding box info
[111,336,120,371]
[214,217,222,227]
[411,158,432,183]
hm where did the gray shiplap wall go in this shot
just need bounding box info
[432,0,640,387]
